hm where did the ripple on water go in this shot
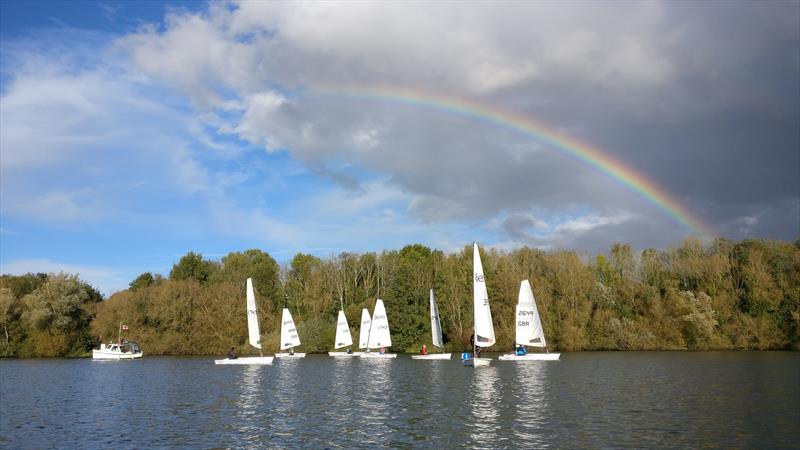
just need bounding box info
[1,352,798,449]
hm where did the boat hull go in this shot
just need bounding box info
[462,357,492,367]
[328,351,362,357]
[214,356,274,365]
[274,352,306,358]
[498,353,561,361]
[359,353,398,359]
[411,353,452,360]
[92,350,143,360]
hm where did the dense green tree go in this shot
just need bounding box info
[386,245,434,351]
[129,272,155,291]
[2,237,798,357]
[215,249,283,312]
[170,251,212,283]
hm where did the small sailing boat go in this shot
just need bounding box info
[328,310,359,357]
[275,307,306,358]
[412,289,451,360]
[499,280,561,361]
[463,242,495,367]
[360,299,397,358]
[215,278,274,365]
[358,308,371,353]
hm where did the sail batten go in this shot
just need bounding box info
[246,278,261,349]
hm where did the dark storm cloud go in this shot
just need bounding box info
[121,1,800,248]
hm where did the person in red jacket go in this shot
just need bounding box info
[421,344,428,355]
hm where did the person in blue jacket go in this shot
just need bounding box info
[516,345,527,356]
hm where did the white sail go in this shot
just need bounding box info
[246,278,261,349]
[473,243,495,348]
[334,310,353,349]
[516,280,546,347]
[367,299,392,349]
[430,289,444,348]
[280,308,301,350]
[359,308,371,349]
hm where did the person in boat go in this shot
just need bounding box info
[471,333,481,357]
[228,347,237,359]
[516,344,527,356]
[289,347,294,356]
[346,348,353,354]
[421,344,428,355]
[379,347,385,354]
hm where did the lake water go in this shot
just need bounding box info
[1,352,798,449]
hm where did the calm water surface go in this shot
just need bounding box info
[1,352,798,449]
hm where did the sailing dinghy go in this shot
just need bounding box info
[215,278,274,365]
[360,299,397,358]
[412,289,451,360]
[328,310,359,357]
[357,308,370,353]
[463,243,495,367]
[275,307,306,358]
[499,280,560,361]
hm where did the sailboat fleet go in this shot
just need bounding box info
[214,243,559,365]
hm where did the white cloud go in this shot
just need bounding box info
[554,212,635,234]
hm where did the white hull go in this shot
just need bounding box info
[498,353,561,361]
[214,356,274,365]
[411,353,452,360]
[328,351,362,357]
[92,350,143,360]
[462,357,492,367]
[274,352,306,358]
[359,353,397,359]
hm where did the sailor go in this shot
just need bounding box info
[421,344,428,355]
[228,347,237,359]
[516,345,527,356]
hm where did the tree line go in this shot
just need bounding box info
[1,237,798,357]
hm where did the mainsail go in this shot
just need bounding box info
[359,308,371,350]
[430,289,444,348]
[367,299,392,349]
[280,308,301,350]
[516,280,546,348]
[473,243,495,347]
[246,278,261,349]
[334,310,353,349]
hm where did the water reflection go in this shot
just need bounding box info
[235,365,264,448]
[513,363,549,448]
[271,358,302,441]
[327,357,357,432]
[354,358,393,446]
[468,367,501,449]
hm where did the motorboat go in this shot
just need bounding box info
[92,341,143,360]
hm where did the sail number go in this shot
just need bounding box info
[474,274,484,282]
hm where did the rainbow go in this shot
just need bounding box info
[310,86,714,237]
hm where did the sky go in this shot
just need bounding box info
[1,1,798,295]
